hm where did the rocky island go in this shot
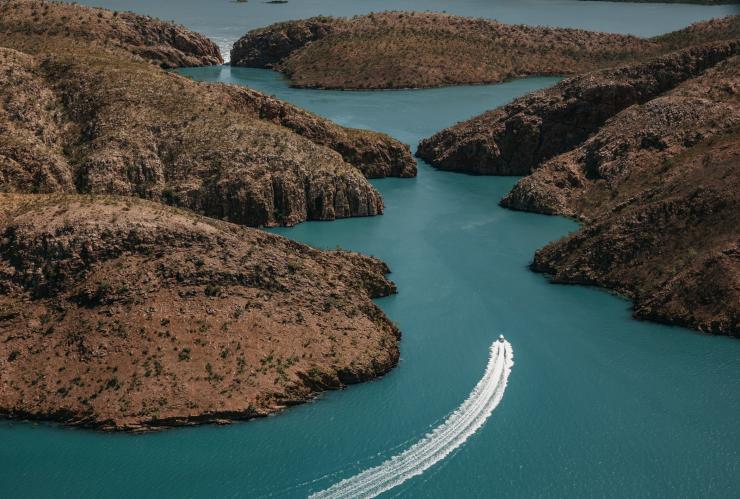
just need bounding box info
[231,12,737,90]
[0,0,411,429]
[418,31,739,335]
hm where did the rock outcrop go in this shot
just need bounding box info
[218,85,416,178]
[231,11,658,89]
[231,17,338,68]
[231,12,739,90]
[469,52,739,335]
[416,41,738,174]
[530,133,739,335]
[0,45,384,227]
[0,194,400,430]
[0,0,223,68]
[500,56,740,217]
[0,2,415,227]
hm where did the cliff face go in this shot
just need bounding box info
[0,0,223,68]
[0,2,416,227]
[475,52,739,335]
[501,57,740,217]
[0,194,400,430]
[0,45,384,227]
[231,17,339,68]
[530,134,739,335]
[218,84,416,178]
[416,42,738,175]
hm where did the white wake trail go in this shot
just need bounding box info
[309,340,514,499]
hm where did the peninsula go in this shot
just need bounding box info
[231,12,738,89]
[418,37,739,335]
[0,0,416,228]
[0,0,409,429]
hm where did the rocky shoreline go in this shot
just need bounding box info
[231,12,738,90]
[417,41,738,175]
[418,38,739,336]
[0,194,400,431]
[0,0,409,430]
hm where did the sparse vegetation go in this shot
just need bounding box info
[232,12,739,89]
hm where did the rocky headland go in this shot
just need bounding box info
[0,0,410,429]
[0,194,400,430]
[230,12,738,90]
[416,40,738,175]
[0,0,223,68]
[418,39,739,335]
[0,1,415,228]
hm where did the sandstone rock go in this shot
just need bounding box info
[511,57,740,335]
[417,42,738,175]
[231,17,338,68]
[0,0,223,68]
[0,194,400,430]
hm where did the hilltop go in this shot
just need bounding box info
[0,195,400,430]
[0,0,222,68]
[231,12,739,89]
[0,2,415,228]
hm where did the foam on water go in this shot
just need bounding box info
[310,340,514,499]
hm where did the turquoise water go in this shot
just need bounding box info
[68,0,738,60]
[2,64,739,498]
[4,2,740,497]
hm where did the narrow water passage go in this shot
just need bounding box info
[1,54,738,499]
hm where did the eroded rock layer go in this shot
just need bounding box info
[0,194,400,430]
[467,52,739,335]
[417,42,738,175]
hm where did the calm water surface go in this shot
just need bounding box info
[3,2,739,498]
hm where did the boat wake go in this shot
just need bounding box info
[309,339,514,499]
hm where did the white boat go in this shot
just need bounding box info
[498,334,505,343]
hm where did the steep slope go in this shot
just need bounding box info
[531,134,739,335]
[501,57,740,217]
[231,12,739,90]
[0,0,223,68]
[0,45,384,226]
[0,2,415,227]
[416,41,738,174]
[457,52,739,335]
[218,84,416,178]
[0,194,400,430]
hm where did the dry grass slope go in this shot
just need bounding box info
[0,194,400,430]
[232,12,739,89]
